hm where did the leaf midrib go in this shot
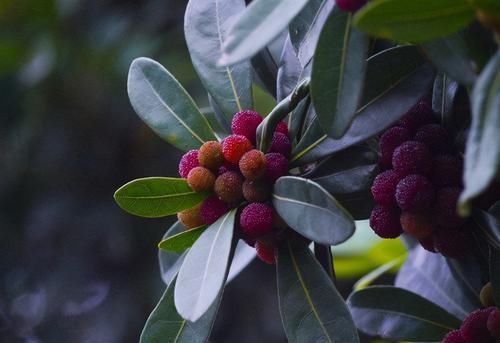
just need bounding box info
[116,191,196,200]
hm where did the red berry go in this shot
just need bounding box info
[369,205,403,239]
[214,171,244,204]
[275,121,289,136]
[239,149,267,180]
[432,155,463,187]
[179,149,199,178]
[461,308,496,343]
[434,226,469,259]
[222,134,253,164]
[392,141,433,177]
[264,152,288,183]
[414,124,451,154]
[379,127,410,168]
[487,308,500,338]
[397,98,434,135]
[395,174,435,211]
[200,195,230,225]
[371,170,401,206]
[240,203,274,239]
[400,211,434,240]
[255,240,276,264]
[336,0,367,12]
[433,187,465,228]
[231,110,263,144]
[442,330,466,343]
[270,132,291,157]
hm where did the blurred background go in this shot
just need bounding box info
[0,1,403,342]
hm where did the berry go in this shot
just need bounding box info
[270,132,291,157]
[222,135,253,164]
[487,308,500,338]
[336,0,367,12]
[395,174,435,211]
[198,141,224,171]
[242,179,271,202]
[179,150,199,178]
[255,240,276,264]
[419,235,436,253]
[442,330,466,343]
[414,124,450,154]
[371,170,401,206]
[432,155,463,187]
[392,141,433,177]
[200,195,230,225]
[397,98,434,135]
[275,121,289,136]
[434,187,465,228]
[369,205,403,239]
[264,153,288,182]
[239,149,267,180]
[187,166,215,192]
[480,282,495,308]
[434,226,469,259]
[400,211,434,240]
[379,127,410,168]
[217,161,238,175]
[240,203,274,238]
[461,308,496,343]
[231,110,263,144]
[214,171,244,204]
[177,204,204,229]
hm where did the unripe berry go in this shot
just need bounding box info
[239,149,267,180]
[400,211,434,240]
[369,205,403,239]
[255,240,276,264]
[198,141,224,171]
[200,195,230,225]
[487,308,500,338]
[371,170,401,206]
[379,127,410,168]
[397,98,434,135]
[187,166,215,192]
[264,152,288,183]
[240,203,274,239]
[222,134,253,164]
[270,132,291,157]
[242,179,271,203]
[480,282,495,308]
[433,187,465,228]
[460,307,496,343]
[395,174,435,211]
[231,110,263,144]
[336,0,367,12]
[414,124,451,154]
[442,330,466,343]
[177,204,204,229]
[432,155,463,187]
[275,121,289,136]
[214,171,244,204]
[434,226,469,259]
[392,141,433,176]
[179,149,199,178]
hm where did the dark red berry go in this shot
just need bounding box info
[200,195,230,225]
[214,171,244,204]
[336,0,367,12]
[179,149,200,178]
[434,226,469,259]
[433,187,465,228]
[395,174,435,211]
[217,161,239,175]
[242,179,271,203]
[222,134,253,164]
[270,132,291,157]
[240,203,274,239]
[432,155,463,187]
[379,127,410,168]
[369,205,403,239]
[461,307,496,343]
[419,235,436,253]
[371,170,401,206]
[442,330,466,343]
[414,124,451,154]
[264,153,288,183]
[231,110,263,144]
[255,240,276,264]
[487,308,500,338]
[397,98,434,135]
[400,211,434,240]
[392,141,433,177]
[275,121,289,136]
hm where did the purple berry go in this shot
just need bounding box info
[487,308,500,338]
[336,0,367,12]
[414,124,451,154]
[371,170,401,206]
[442,330,466,343]
[264,153,288,183]
[392,141,433,176]
[432,155,463,187]
[240,203,274,239]
[395,174,435,211]
[434,226,469,259]
[369,205,403,239]
[200,195,230,225]
[275,121,289,136]
[397,98,434,135]
[461,307,496,343]
[179,150,200,178]
[231,110,263,144]
[433,187,465,228]
[270,132,291,157]
[379,127,410,168]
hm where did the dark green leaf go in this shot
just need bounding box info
[227,241,256,282]
[127,57,217,151]
[288,96,310,142]
[354,0,475,44]
[473,208,500,250]
[432,73,459,126]
[347,286,462,341]
[277,36,303,102]
[471,0,500,17]
[114,177,209,218]
[460,52,500,213]
[220,0,310,65]
[277,239,359,343]
[251,47,278,97]
[158,225,207,253]
[159,222,187,286]
[140,278,220,343]
[289,0,324,54]
[175,209,236,321]
[185,0,252,127]
[311,7,368,139]
[335,191,374,220]
[273,176,355,245]
[490,247,500,306]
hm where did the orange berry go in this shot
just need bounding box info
[198,141,224,171]
[187,166,215,192]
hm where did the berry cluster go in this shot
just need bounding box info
[443,307,500,343]
[177,110,291,264]
[336,0,368,13]
[369,98,470,258]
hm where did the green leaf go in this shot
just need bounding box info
[353,0,475,44]
[114,177,209,218]
[273,176,355,245]
[128,57,217,151]
[140,278,220,343]
[158,225,207,253]
[471,0,500,17]
[288,96,311,142]
[289,0,324,54]
[220,0,310,65]
[473,208,500,250]
[277,37,303,101]
[311,7,368,139]
[347,286,462,341]
[277,239,360,343]
[227,241,256,282]
[432,73,459,126]
[174,209,236,321]
[460,52,500,214]
[185,0,252,129]
[159,222,187,286]
[354,256,405,290]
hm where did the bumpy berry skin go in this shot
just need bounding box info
[231,110,263,144]
[369,205,403,238]
[397,98,434,135]
[371,170,401,206]
[442,330,466,343]
[432,155,463,187]
[400,211,434,240]
[222,134,253,164]
[214,171,244,204]
[480,282,495,308]
[392,141,433,176]
[242,179,271,203]
[460,307,496,343]
[240,203,274,238]
[198,141,224,171]
[379,127,410,168]
[264,152,288,182]
[275,121,289,136]
[217,161,238,175]
[414,124,450,154]
[270,132,291,157]
[487,308,500,338]
[434,226,468,259]
[177,204,204,229]
[187,166,216,192]
[255,240,276,264]
[239,149,267,180]
[434,187,465,228]
[336,0,367,12]
[179,150,200,178]
[395,174,435,211]
[200,195,230,225]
